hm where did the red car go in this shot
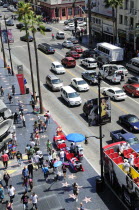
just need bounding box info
[71,45,83,53]
[66,51,80,59]
[61,57,76,67]
[123,84,139,97]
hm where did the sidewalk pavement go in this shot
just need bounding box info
[0,57,126,210]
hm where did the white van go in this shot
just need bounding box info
[95,42,124,63]
[60,86,82,107]
[126,57,139,73]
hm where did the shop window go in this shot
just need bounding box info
[75,7,79,15]
[68,8,72,15]
[130,17,134,29]
[130,1,134,10]
[62,8,65,16]
[124,0,128,10]
[124,16,128,26]
[119,15,123,24]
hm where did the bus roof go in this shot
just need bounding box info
[97,42,123,50]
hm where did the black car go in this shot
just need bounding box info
[67,37,78,44]
[38,43,55,54]
[37,27,52,32]
[82,49,98,58]
[128,76,139,84]
[82,70,98,85]
[20,35,33,42]
[64,19,74,25]
[119,114,139,132]
[6,19,14,26]
[16,23,25,29]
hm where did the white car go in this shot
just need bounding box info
[68,23,74,27]
[101,87,127,101]
[51,61,66,74]
[81,58,98,69]
[78,22,86,27]
[112,65,128,76]
[62,40,74,48]
[71,78,89,92]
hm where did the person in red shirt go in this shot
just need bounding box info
[1,152,9,168]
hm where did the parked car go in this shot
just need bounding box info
[61,57,76,68]
[112,65,128,76]
[68,23,74,27]
[46,75,63,91]
[20,35,33,42]
[81,58,97,69]
[62,40,74,48]
[66,51,80,59]
[6,19,14,26]
[82,49,98,58]
[119,114,139,132]
[16,23,25,29]
[128,76,139,84]
[51,61,66,74]
[71,45,83,53]
[67,37,78,44]
[64,19,74,25]
[101,87,127,101]
[56,31,65,39]
[123,84,139,97]
[64,26,74,31]
[3,4,8,8]
[38,43,55,54]
[82,70,98,85]
[37,27,52,32]
[71,78,89,92]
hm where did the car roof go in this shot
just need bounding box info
[130,84,139,87]
[115,65,125,68]
[46,75,59,79]
[72,78,84,81]
[131,57,139,62]
[107,87,122,91]
[84,58,96,61]
[65,57,75,60]
[52,61,61,65]
[61,86,76,93]
[70,51,77,53]
[41,43,49,46]
[83,70,96,73]
[58,31,64,33]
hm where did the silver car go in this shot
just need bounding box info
[46,75,63,91]
[62,40,74,48]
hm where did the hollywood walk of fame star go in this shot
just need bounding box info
[41,135,47,139]
[83,197,92,203]
[15,96,19,99]
[58,171,63,176]
[68,174,76,179]
[62,182,70,187]
[69,194,76,199]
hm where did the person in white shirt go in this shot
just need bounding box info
[119,143,125,155]
[30,192,38,210]
[123,159,130,174]
[60,150,65,162]
[30,140,35,148]
[124,142,130,150]
[8,185,15,203]
[129,154,134,166]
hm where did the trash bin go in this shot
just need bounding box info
[96,177,104,193]
[26,88,29,94]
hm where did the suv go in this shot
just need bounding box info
[38,43,55,54]
[56,31,65,39]
[46,75,63,91]
[51,61,66,74]
[60,86,82,107]
[61,57,76,68]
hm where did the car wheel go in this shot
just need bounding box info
[112,96,115,101]
[131,93,135,97]
[123,88,125,92]
[68,102,71,107]
[129,126,133,132]
[119,118,122,124]
[89,81,92,85]
[103,91,106,95]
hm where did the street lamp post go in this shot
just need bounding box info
[4,16,14,76]
[0,23,7,68]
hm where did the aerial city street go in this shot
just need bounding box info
[0,0,139,209]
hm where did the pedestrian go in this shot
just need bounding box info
[0,86,4,96]
[52,33,54,40]
[30,192,38,210]
[6,200,13,210]
[32,154,40,170]
[8,185,15,203]
[1,152,9,168]
[39,154,44,168]
[25,144,31,160]
[79,202,84,210]
[7,65,11,75]
[46,110,51,124]
[34,131,40,145]
[22,166,29,179]
[46,139,52,153]
[60,149,65,162]
[21,114,26,127]
[42,165,49,182]
[13,112,18,124]
[21,192,29,210]
[52,149,57,160]
[72,182,79,202]
[33,144,39,153]
[28,146,35,159]
[30,140,35,148]
[11,85,15,96]
[61,164,67,179]
[28,161,33,178]
[16,151,22,166]
[12,132,17,145]
[3,171,10,188]
[23,177,29,193]
[32,100,35,111]
[54,167,59,181]
[0,184,4,203]
[8,94,13,104]
[28,178,33,192]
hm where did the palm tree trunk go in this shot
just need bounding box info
[25,26,36,102]
[32,32,43,114]
[112,7,116,44]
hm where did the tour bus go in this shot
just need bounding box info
[95,42,124,63]
[103,141,139,209]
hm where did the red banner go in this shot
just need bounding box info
[16,74,25,95]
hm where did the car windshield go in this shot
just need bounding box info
[68,92,79,98]
[72,52,78,54]
[59,33,64,35]
[88,61,96,63]
[115,90,124,94]
[89,73,96,77]
[127,137,139,145]
[77,80,86,85]
[49,47,54,50]
[128,116,139,123]
[118,67,126,70]
[69,60,74,62]
[56,65,63,68]
[52,79,61,84]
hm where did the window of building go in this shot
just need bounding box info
[124,0,128,10]
[124,16,128,26]
[62,8,65,16]
[68,8,72,15]
[119,15,123,24]
[130,17,134,28]
[130,1,134,10]
[75,7,79,15]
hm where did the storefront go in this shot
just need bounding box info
[102,24,113,43]
[91,25,102,42]
[118,29,126,46]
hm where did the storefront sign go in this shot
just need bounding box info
[16,74,25,95]
[103,24,113,35]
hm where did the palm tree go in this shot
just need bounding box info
[104,0,123,44]
[28,11,45,114]
[16,2,36,101]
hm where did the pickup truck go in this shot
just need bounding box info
[110,129,139,152]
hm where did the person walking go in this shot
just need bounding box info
[72,182,79,202]
[21,114,26,127]
[0,86,4,96]
[21,192,29,210]
[3,171,10,188]
[32,100,35,111]
[22,166,29,179]
[0,184,4,203]
[52,33,54,40]
[30,192,38,210]
[28,178,33,192]
[23,177,29,193]
[11,85,15,96]
[7,94,13,104]
[8,185,15,203]
[7,65,11,75]
[16,151,22,166]
[39,154,44,168]
[28,161,33,178]
[13,112,18,124]
[6,200,13,210]
[46,139,52,153]
[12,132,17,145]
[1,152,9,168]
[60,149,65,162]
[42,165,49,182]
[61,164,67,180]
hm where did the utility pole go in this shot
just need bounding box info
[4,16,14,76]
[88,0,92,46]
[0,23,7,68]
